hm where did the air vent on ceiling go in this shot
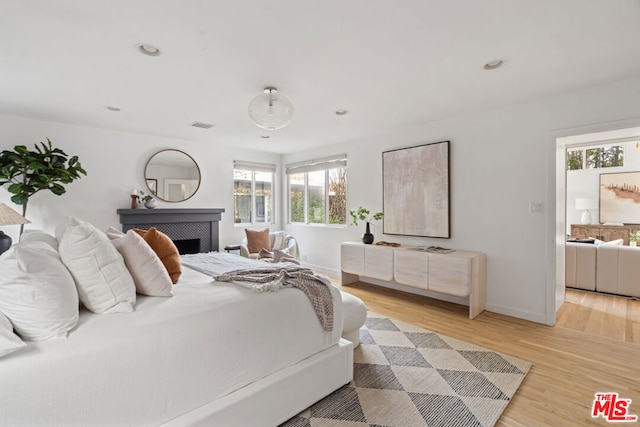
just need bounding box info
[189,121,215,129]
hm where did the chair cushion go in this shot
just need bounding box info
[245,228,271,254]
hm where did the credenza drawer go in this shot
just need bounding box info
[394,249,429,290]
[428,255,471,297]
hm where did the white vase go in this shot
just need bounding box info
[144,199,157,209]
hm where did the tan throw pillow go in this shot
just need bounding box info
[245,228,271,254]
[133,228,182,284]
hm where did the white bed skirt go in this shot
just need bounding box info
[162,338,353,427]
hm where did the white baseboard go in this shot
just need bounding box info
[485,303,549,325]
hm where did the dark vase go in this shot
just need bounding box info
[362,222,374,244]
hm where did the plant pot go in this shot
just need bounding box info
[630,241,637,247]
[362,222,374,244]
[144,199,157,209]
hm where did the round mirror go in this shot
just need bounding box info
[144,149,201,202]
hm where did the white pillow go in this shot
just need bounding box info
[56,217,136,314]
[593,238,624,246]
[0,241,79,341]
[0,311,26,358]
[105,227,173,297]
[19,229,59,250]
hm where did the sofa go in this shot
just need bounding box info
[565,241,640,297]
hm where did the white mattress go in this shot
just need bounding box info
[0,258,344,427]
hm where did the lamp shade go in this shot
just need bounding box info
[0,203,30,226]
[575,198,598,211]
[248,87,294,130]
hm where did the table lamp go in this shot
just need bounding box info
[575,198,598,225]
[0,203,31,255]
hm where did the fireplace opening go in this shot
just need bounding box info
[173,238,201,255]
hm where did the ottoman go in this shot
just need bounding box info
[340,291,367,348]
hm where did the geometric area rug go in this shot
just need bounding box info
[280,313,532,427]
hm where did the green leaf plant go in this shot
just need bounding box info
[349,206,384,226]
[0,138,87,233]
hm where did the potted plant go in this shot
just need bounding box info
[350,206,383,244]
[629,231,640,247]
[138,191,157,209]
[0,138,86,234]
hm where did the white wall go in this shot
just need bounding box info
[284,75,640,324]
[0,114,282,250]
[3,75,640,325]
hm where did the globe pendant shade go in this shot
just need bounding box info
[248,87,293,130]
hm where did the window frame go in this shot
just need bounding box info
[233,161,276,226]
[286,154,347,227]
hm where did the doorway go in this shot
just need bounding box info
[554,123,640,323]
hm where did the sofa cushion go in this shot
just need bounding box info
[596,245,640,297]
[565,242,596,291]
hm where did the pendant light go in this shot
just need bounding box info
[248,87,294,130]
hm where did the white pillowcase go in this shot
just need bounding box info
[593,238,624,246]
[0,240,79,341]
[19,229,59,250]
[106,227,173,297]
[56,217,136,314]
[0,311,26,358]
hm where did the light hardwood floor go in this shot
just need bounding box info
[337,281,640,426]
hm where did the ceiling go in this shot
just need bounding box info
[1,1,640,154]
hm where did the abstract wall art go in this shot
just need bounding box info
[382,140,450,238]
[600,171,640,224]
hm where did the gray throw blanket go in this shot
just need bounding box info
[215,265,334,332]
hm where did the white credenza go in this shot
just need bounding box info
[340,242,486,319]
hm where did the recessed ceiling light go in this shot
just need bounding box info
[335,109,348,116]
[136,43,161,57]
[483,59,504,70]
[105,106,121,112]
[261,135,271,139]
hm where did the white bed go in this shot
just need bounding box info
[0,254,353,427]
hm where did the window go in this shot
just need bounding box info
[286,154,347,225]
[566,145,624,170]
[566,149,583,171]
[585,146,624,169]
[233,161,275,224]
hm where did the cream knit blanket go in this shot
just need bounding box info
[215,265,334,332]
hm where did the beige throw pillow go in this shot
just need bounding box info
[106,228,173,297]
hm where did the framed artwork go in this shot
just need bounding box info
[383,140,450,238]
[600,171,640,224]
